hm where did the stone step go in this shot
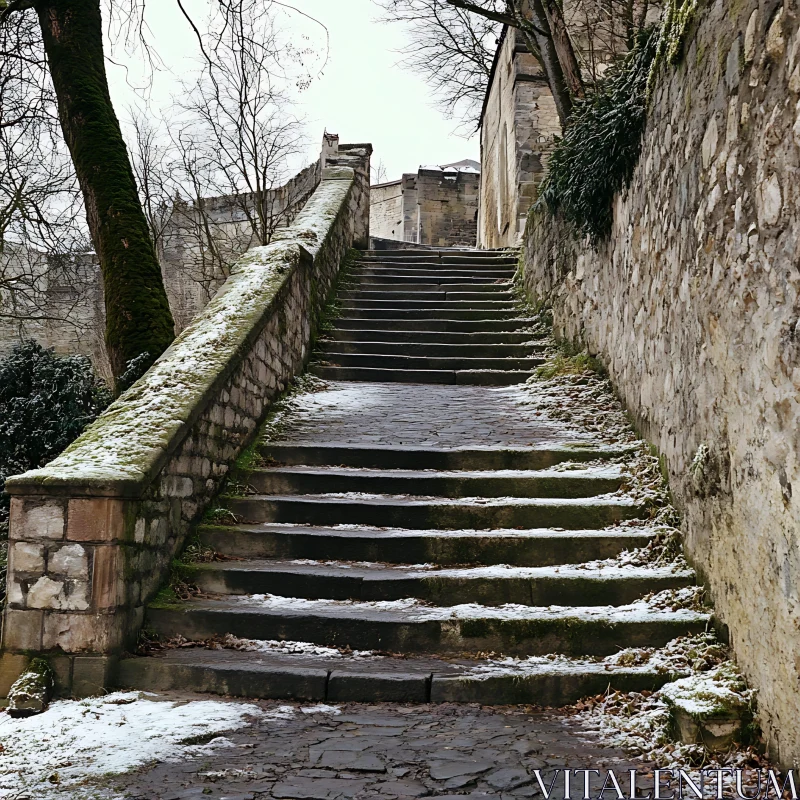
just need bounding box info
[116,647,681,706]
[189,559,695,607]
[340,299,518,311]
[238,465,624,499]
[318,340,544,358]
[351,273,514,285]
[354,268,516,279]
[145,597,709,657]
[350,280,513,291]
[357,256,517,266]
[261,444,627,470]
[355,259,515,267]
[313,353,543,371]
[332,318,536,332]
[198,523,657,566]
[221,493,645,530]
[336,307,519,320]
[326,328,543,344]
[340,290,515,302]
[309,365,535,385]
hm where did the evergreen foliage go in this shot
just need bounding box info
[0,341,111,569]
[540,26,660,243]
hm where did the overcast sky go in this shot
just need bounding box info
[105,0,480,182]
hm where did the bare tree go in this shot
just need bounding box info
[0,0,176,386]
[178,0,309,250]
[379,0,655,129]
[375,0,500,131]
[371,159,389,185]
[0,13,93,338]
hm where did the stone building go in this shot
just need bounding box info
[0,134,341,378]
[478,29,560,249]
[370,160,480,247]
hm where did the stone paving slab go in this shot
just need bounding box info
[102,697,651,799]
[269,382,597,450]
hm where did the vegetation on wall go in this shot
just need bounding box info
[540,0,698,243]
[0,341,111,601]
[539,25,659,243]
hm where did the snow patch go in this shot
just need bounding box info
[0,691,268,797]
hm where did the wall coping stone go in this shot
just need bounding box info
[5,168,356,500]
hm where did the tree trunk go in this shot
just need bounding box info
[540,0,584,98]
[514,0,574,126]
[34,0,175,385]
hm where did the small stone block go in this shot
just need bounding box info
[0,653,30,697]
[11,498,65,541]
[91,546,121,610]
[1,608,43,651]
[72,655,116,697]
[326,671,430,703]
[67,498,125,542]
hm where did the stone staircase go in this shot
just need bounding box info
[310,249,544,385]
[118,248,708,705]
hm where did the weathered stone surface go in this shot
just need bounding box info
[520,0,800,767]
[11,541,44,573]
[49,543,89,578]
[6,657,52,718]
[12,500,64,540]
[0,140,371,693]
[67,498,125,542]
[100,700,647,799]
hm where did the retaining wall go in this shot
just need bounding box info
[521,0,800,766]
[0,145,371,696]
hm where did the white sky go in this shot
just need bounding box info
[105,0,480,183]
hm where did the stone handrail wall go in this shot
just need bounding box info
[520,0,799,766]
[0,144,371,696]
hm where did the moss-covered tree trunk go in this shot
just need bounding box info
[34,0,175,384]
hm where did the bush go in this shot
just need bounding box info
[0,341,111,600]
[540,26,659,243]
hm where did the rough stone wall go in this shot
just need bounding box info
[0,145,371,697]
[479,30,560,249]
[0,151,326,374]
[0,248,112,381]
[369,180,404,241]
[521,0,800,766]
[370,168,479,247]
[158,159,323,332]
[416,169,480,248]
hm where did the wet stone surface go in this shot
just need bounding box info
[270,382,596,450]
[107,699,648,799]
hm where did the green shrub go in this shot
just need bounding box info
[540,26,659,243]
[0,341,111,601]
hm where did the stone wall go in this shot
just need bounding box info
[158,159,323,332]
[370,180,404,241]
[0,145,371,697]
[369,164,480,247]
[416,169,480,248]
[478,30,560,249]
[520,0,800,766]
[0,143,329,377]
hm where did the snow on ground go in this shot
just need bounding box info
[0,691,288,799]
[230,587,708,622]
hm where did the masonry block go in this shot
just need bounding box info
[72,655,117,697]
[0,653,30,697]
[67,498,126,542]
[11,498,65,541]
[2,608,44,650]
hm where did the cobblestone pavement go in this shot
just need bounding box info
[273,382,596,449]
[102,698,649,800]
